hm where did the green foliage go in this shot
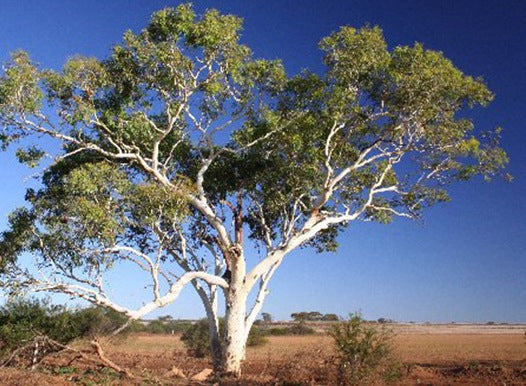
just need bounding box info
[0,208,35,272]
[15,146,46,168]
[261,312,272,323]
[142,317,192,334]
[377,317,396,324]
[0,51,43,114]
[291,311,321,321]
[0,157,193,284]
[0,298,133,358]
[128,180,193,225]
[0,298,72,355]
[329,313,402,384]
[0,3,508,272]
[246,324,268,346]
[238,24,507,252]
[143,319,168,334]
[288,321,316,335]
[267,322,315,336]
[180,319,211,358]
[0,7,510,369]
[267,327,288,336]
[68,306,139,337]
[56,366,77,375]
[322,313,340,321]
[291,311,338,322]
[181,318,267,358]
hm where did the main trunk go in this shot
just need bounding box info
[222,289,247,376]
[221,257,248,376]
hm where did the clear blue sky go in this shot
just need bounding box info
[1,0,525,322]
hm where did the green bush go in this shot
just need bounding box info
[0,298,135,359]
[181,318,268,358]
[0,298,75,355]
[70,306,140,337]
[246,323,268,346]
[288,321,315,335]
[180,319,211,358]
[329,313,402,384]
[143,318,192,334]
[268,327,288,336]
[144,319,168,334]
[266,322,315,336]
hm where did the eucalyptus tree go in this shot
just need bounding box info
[0,4,507,375]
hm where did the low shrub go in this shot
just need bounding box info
[143,318,192,334]
[246,323,268,346]
[0,298,136,359]
[0,298,75,356]
[288,321,316,335]
[180,319,210,358]
[181,318,268,358]
[70,306,140,337]
[266,322,316,336]
[329,313,402,384]
[268,327,288,336]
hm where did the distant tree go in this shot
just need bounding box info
[291,312,309,321]
[0,3,508,376]
[309,311,324,321]
[261,312,273,323]
[291,311,324,321]
[322,313,340,321]
[291,312,307,322]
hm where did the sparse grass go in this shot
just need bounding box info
[247,330,526,364]
[246,335,334,360]
[1,325,525,384]
[110,332,186,353]
[393,333,526,363]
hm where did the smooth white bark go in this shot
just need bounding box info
[222,255,248,375]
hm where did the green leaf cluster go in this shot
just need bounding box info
[0,4,509,266]
[0,51,43,113]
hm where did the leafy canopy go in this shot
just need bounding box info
[0,5,507,307]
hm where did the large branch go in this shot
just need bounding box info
[131,271,228,318]
[245,154,408,291]
[244,260,281,335]
[11,266,228,320]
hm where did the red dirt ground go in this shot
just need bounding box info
[0,325,524,385]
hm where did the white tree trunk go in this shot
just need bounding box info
[194,283,222,369]
[222,291,247,375]
[221,256,248,376]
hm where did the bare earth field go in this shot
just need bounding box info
[0,324,524,385]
